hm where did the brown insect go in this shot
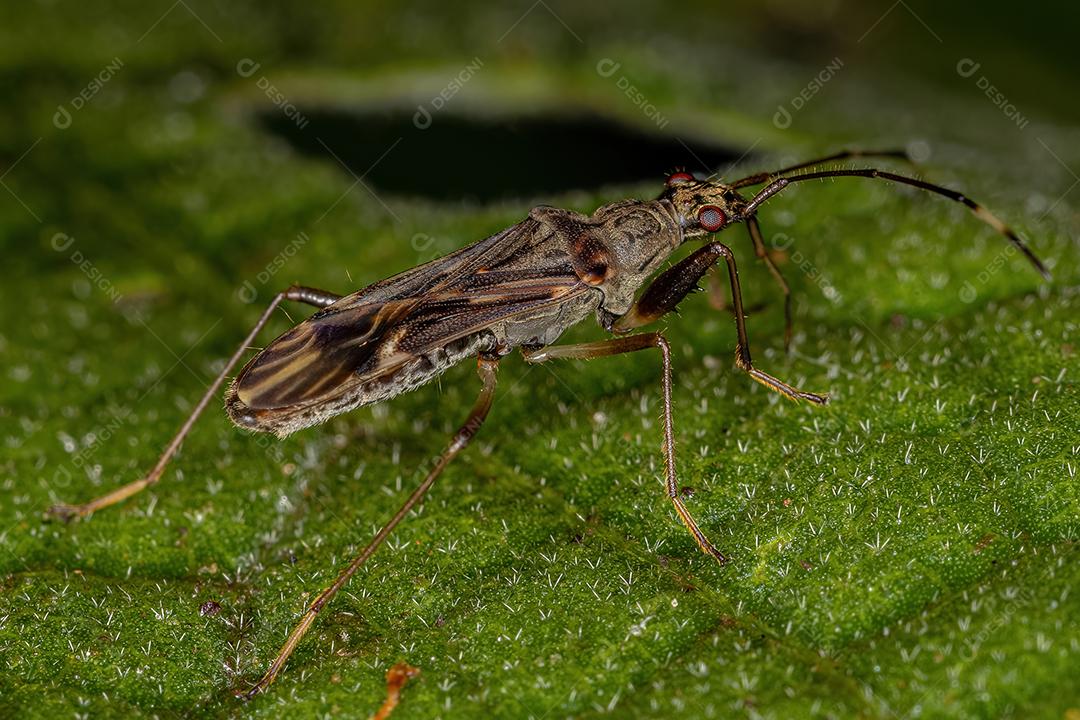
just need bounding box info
[47,149,1050,697]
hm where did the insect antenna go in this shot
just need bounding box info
[740,168,1051,280]
[730,149,912,189]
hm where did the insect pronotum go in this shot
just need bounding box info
[47,149,1050,697]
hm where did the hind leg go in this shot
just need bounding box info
[47,285,342,520]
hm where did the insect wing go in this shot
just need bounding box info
[234,216,586,412]
[233,298,415,409]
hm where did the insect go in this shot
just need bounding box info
[47,149,1050,697]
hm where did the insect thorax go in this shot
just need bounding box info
[574,199,683,317]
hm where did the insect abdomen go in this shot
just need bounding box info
[225,332,495,437]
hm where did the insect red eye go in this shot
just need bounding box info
[698,205,726,231]
[666,172,694,187]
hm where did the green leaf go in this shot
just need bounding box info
[2,2,1078,718]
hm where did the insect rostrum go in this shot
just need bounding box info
[47,149,1050,697]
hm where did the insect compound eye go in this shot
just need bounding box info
[666,171,695,187]
[697,205,726,232]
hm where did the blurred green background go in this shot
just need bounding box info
[1,1,1078,718]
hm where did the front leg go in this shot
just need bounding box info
[612,242,827,404]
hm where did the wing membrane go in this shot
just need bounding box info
[235,299,414,409]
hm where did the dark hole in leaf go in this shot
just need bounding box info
[259,108,744,202]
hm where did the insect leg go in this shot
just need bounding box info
[730,149,911,189]
[524,334,727,563]
[240,355,500,699]
[46,285,343,521]
[747,215,794,352]
[612,243,827,404]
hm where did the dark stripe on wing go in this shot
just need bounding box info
[234,300,413,409]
